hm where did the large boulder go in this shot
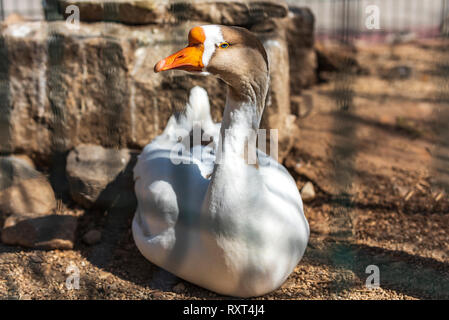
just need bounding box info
[0,156,77,250]
[59,0,173,25]
[1,212,77,249]
[66,144,138,209]
[0,18,308,163]
[0,156,56,216]
[286,6,317,94]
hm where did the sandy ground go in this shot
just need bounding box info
[0,39,448,300]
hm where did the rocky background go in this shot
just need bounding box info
[0,0,448,300]
[0,0,316,250]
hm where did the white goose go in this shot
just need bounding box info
[132,25,309,298]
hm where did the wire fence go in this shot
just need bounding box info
[0,0,447,39]
[289,0,445,38]
[0,0,44,21]
[0,0,448,300]
[0,1,448,204]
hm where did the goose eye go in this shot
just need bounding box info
[219,42,230,49]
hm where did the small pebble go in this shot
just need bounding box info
[172,282,186,293]
[301,182,316,202]
[151,291,164,299]
[30,254,43,264]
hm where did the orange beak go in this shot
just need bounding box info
[154,45,204,73]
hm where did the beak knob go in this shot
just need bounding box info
[154,59,166,73]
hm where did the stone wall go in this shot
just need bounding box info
[57,0,289,26]
[0,0,315,164]
[0,0,316,249]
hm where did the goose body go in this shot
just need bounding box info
[132,25,309,297]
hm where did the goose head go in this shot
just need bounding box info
[154,25,269,105]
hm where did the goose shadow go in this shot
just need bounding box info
[76,152,306,298]
[305,240,449,299]
[76,154,219,294]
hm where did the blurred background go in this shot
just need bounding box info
[0,0,448,299]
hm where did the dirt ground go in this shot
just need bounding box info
[0,39,448,300]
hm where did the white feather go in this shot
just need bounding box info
[201,25,224,67]
[133,85,309,297]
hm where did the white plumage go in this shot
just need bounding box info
[132,25,309,297]
[133,86,309,297]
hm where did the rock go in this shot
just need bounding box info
[253,18,290,123]
[281,277,296,289]
[29,254,44,263]
[393,184,409,197]
[82,229,102,245]
[0,156,56,216]
[301,289,311,296]
[66,144,138,209]
[0,19,310,164]
[11,154,36,169]
[58,0,288,26]
[301,181,316,202]
[0,156,75,250]
[288,48,317,94]
[151,291,165,299]
[290,93,314,118]
[286,7,317,94]
[171,0,288,26]
[172,282,186,293]
[1,212,77,249]
[251,18,296,161]
[315,43,362,81]
[59,0,173,25]
[1,21,182,162]
[381,65,413,80]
